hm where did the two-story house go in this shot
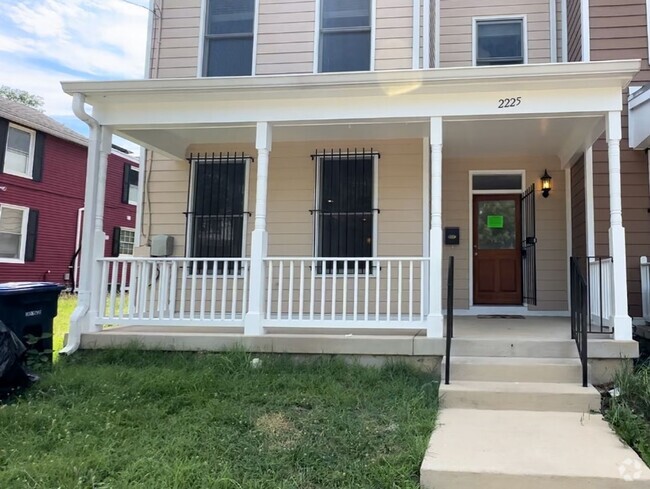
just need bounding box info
[0,98,139,288]
[58,2,650,486]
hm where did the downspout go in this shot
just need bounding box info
[61,94,100,355]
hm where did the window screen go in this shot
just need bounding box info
[476,19,524,66]
[205,0,255,76]
[119,228,136,255]
[320,0,371,73]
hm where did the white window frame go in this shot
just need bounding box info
[4,123,36,180]
[118,227,136,257]
[0,203,29,264]
[185,156,251,262]
[313,0,376,74]
[127,166,139,206]
[472,15,528,67]
[313,153,379,267]
[467,170,526,308]
[200,0,257,77]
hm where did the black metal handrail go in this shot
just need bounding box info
[570,257,589,387]
[445,256,455,385]
[571,256,613,334]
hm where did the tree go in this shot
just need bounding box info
[0,86,44,111]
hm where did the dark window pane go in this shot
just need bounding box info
[192,159,246,259]
[322,0,370,29]
[208,0,255,35]
[472,174,522,191]
[321,31,371,73]
[319,155,373,260]
[476,20,523,65]
[206,37,253,76]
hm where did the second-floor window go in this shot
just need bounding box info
[474,18,526,66]
[122,164,139,205]
[5,123,35,179]
[205,0,255,77]
[319,0,371,73]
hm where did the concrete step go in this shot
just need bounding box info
[442,357,584,383]
[450,338,579,358]
[421,409,650,489]
[439,381,601,412]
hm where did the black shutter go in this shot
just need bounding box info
[111,227,121,257]
[0,118,8,173]
[32,132,45,181]
[25,209,39,262]
[121,165,130,203]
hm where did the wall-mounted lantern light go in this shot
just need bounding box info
[541,170,552,198]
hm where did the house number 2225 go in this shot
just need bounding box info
[498,97,522,108]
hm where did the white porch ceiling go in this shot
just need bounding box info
[118,115,604,166]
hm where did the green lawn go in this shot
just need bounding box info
[606,361,650,466]
[0,350,438,488]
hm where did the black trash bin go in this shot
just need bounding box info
[0,283,65,363]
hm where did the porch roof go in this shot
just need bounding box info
[60,60,641,164]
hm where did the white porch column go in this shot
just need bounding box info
[606,111,633,340]
[244,122,272,335]
[427,117,443,337]
[87,126,113,332]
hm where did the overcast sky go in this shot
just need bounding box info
[0,0,150,153]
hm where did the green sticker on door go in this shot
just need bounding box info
[487,215,504,229]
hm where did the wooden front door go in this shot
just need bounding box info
[473,194,522,305]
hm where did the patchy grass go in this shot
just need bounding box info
[0,350,438,488]
[606,362,650,465]
[53,293,76,356]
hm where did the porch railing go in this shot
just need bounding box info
[96,257,250,326]
[586,257,613,333]
[263,257,428,326]
[569,256,613,334]
[640,256,650,323]
[569,257,589,387]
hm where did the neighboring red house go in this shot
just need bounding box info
[0,98,138,288]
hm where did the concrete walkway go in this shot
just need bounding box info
[421,409,650,488]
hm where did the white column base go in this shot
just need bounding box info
[244,229,268,335]
[609,225,633,341]
[426,313,444,337]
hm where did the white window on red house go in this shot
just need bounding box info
[0,204,38,262]
[0,120,45,181]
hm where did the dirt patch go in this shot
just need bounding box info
[255,412,302,450]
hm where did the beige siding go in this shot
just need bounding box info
[566,0,581,62]
[375,0,414,70]
[256,0,316,75]
[150,0,201,79]
[439,0,552,67]
[144,142,567,313]
[144,139,423,259]
[442,156,568,311]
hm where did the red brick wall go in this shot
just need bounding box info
[0,132,137,287]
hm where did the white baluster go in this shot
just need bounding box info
[99,261,109,319]
[148,261,157,319]
[309,260,316,320]
[398,260,403,321]
[353,260,359,321]
[190,260,198,320]
[221,260,228,321]
[179,261,188,319]
[118,260,127,320]
[331,261,337,320]
[386,261,392,321]
[409,261,414,322]
[109,261,118,319]
[320,260,326,320]
[211,260,218,320]
[277,260,284,320]
[288,260,294,321]
[342,261,348,321]
[231,261,239,321]
[200,260,208,320]
[299,261,305,321]
[364,260,369,321]
[169,261,177,320]
[266,260,273,320]
[375,260,381,322]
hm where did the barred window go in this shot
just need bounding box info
[188,154,248,260]
[312,149,378,271]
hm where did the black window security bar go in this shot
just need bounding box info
[185,152,251,271]
[311,148,379,273]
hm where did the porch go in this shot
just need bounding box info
[60,61,640,352]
